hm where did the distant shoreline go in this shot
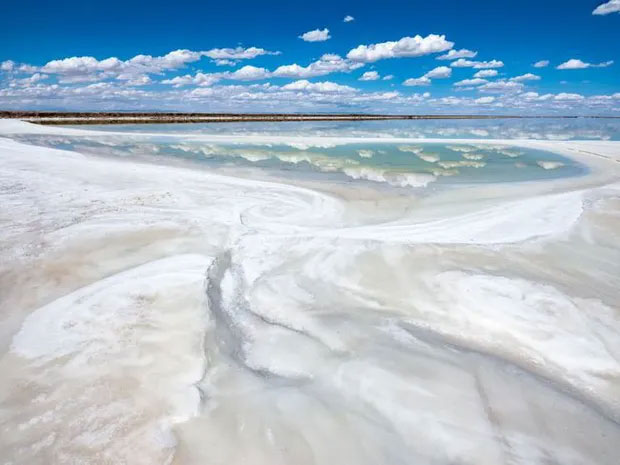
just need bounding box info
[0,111,617,125]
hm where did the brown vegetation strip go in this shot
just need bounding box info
[0,111,615,125]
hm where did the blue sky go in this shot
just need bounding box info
[1,0,619,113]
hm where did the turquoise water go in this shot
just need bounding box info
[14,131,585,188]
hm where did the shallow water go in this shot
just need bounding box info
[76,117,620,140]
[0,120,619,465]
[9,133,585,189]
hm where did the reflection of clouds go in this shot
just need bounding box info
[438,160,486,169]
[14,132,581,188]
[447,145,477,153]
[342,167,436,188]
[357,149,374,158]
[462,153,485,160]
[172,143,221,156]
[431,168,459,176]
[136,119,618,141]
[497,149,522,158]
[171,143,361,170]
[398,145,440,163]
[417,153,440,163]
[398,145,424,154]
[537,161,564,170]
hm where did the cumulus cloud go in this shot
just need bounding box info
[41,56,123,74]
[299,28,331,42]
[403,76,431,86]
[347,34,453,63]
[450,58,504,69]
[478,80,524,92]
[474,96,495,104]
[123,75,152,86]
[509,73,541,82]
[1,60,16,72]
[383,74,394,80]
[228,65,271,80]
[454,78,488,87]
[473,69,498,78]
[214,59,236,66]
[163,54,364,86]
[33,49,208,85]
[556,58,614,69]
[533,60,549,68]
[343,15,355,22]
[281,79,357,93]
[162,72,221,87]
[16,47,278,83]
[424,66,452,79]
[272,54,362,78]
[403,66,451,87]
[436,49,477,60]
[359,71,380,81]
[204,46,279,60]
[2,76,619,114]
[592,0,620,15]
[8,73,49,87]
[554,92,585,101]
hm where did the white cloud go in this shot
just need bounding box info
[359,71,380,81]
[17,64,38,74]
[20,47,278,83]
[593,0,620,15]
[436,49,477,60]
[35,49,206,84]
[403,76,431,86]
[343,15,355,22]
[347,34,453,63]
[450,58,504,69]
[402,66,451,87]
[424,66,452,79]
[299,28,331,42]
[41,56,123,74]
[204,46,279,60]
[163,65,271,86]
[475,96,495,104]
[554,93,585,101]
[124,75,152,86]
[509,73,541,82]
[1,60,16,72]
[162,54,363,85]
[454,78,488,87]
[533,60,549,68]
[58,74,106,84]
[9,73,49,87]
[272,54,361,78]
[162,72,221,87]
[556,58,614,69]
[478,80,524,92]
[383,74,394,80]
[214,59,236,66]
[473,69,498,78]
[125,50,207,72]
[228,65,271,81]
[2,77,619,114]
[281,79,357,93]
